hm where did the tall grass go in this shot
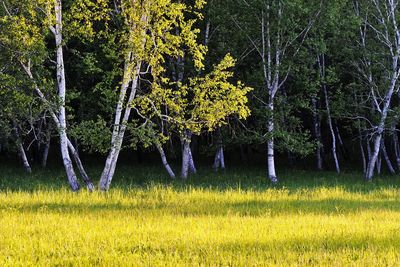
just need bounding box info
[1,165,400,266]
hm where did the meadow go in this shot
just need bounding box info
[1,165,400,266]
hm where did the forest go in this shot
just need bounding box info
[2,0,400,265]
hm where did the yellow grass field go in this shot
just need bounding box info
[1,181,400,266]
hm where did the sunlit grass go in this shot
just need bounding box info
[1,166,400,266]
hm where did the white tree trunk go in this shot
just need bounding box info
[361,0,399,181]
[312,96,323,170]
[213,147,221,171]
[267,99,278,183]
[392,128,400,171]
[181,131,192,179]
[54,0,80,191]
[22,63,94,189]
[99,62,141,190]
[188,146,197,174]
[42,138,50,168]
[18,143,31,173]
[366,75,397,180]
[156,143,175,179]
[213,146,226,171]
[359,127,366,174]
[381,139,395,175]
[220,147,225,169]
[376,152,382,175]
[319,54,340,174]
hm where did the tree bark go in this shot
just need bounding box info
[366,75,397,181]
[99,62,141,190]
[156,143,176,179]
[18,143,32,173]
[335,124,348,160]
[188,147,197,174]
[181,131,192,179]
[54,0,80,191]
[362,0,399,181]
[319,54,340,174]
[42,138,50,169]
[359,128,366,174]
[213,146,225,171]
[312,96,323,170]
[267,98,278,183]
[391,126,400,171]
[381,139,395,175]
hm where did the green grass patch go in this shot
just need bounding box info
[1,165,400,266]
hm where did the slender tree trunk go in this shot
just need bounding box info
[181,131,192,179]
[366,134,382,181]
[156,143,175,179]
[42,138,50,168]
[335,124,348,160]
[267,97,278,183]
[67,140,94,191]
[363,0,399,181]
[220,147,225,169]
[312,96,323,170]
[366,79,397,180]
[213,147,221,171]
[376,152,382,175]
[381,139,395,175]
[188,147,197,174]
[392,126,400,171]
[319,54,340,174]
[213,146,226,171]
[54,0,80,191]
[20,60,93,190]
[18,143,32,173]
[99,62,141,191]
[359,128,366,174]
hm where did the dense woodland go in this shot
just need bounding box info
[1,0,400,191]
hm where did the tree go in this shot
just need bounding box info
[354,0,400,181]
[98,0,206,190]
[136,54,251,179]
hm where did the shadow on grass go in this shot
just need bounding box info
[1,164,399,193]
[2,197,400,217]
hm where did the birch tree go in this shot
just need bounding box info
[354,0,400,181]
[98,0,206,190]
[135,54,252,179]
[230,0,320,182]
[0,0,106,190]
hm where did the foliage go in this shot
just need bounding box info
[137,54,252,136]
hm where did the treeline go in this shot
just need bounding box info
[1,0,400,190]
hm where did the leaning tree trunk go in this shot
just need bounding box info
[362,0,399,181]
[365,74,397,181]
[20,59,94,190]
[54,0,80,191]
[381,139,395,175]
[358,126,366,174]
[156,143,176,179]
[99,62,141,191]
[13,122,32,173]
[18,143,32,173]
[335,124,348,160]
[67,140,94,191]
[188,145,197,174]
[391,126,400,171]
